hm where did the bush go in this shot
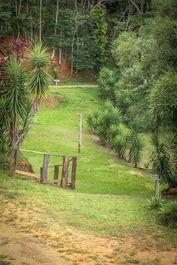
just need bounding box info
[128,129,144,167]
[159,200,177,228]
[151,134,177,187]
[87,101,122,144]
[0,151,9,169]
[98,67,119,102]
[87,112,100,131]
[147,195,166,209]
[112,124,129,159]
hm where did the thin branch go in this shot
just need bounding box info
[129,0,141,14]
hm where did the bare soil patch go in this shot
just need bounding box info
[0,195,177,265]
[41,93,65,107]
[49,85,98,88]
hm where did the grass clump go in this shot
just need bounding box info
[159,200,177,228]
[147,195,166,210]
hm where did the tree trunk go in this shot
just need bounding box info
[18,0,22,16]
[52,0,59,60]
[39,0,42,42]
[9,120,18,177]
[30,19,33,42]
[70,34,75,76]
[10,149,18,177]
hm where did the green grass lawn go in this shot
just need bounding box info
[0,84,176,243]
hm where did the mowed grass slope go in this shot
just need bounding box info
[23,86,153,196]
[1,85,175,241]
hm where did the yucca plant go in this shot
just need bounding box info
[1,57,28,176]
[112,124,129,159]
[159,201,177,228]
[25,43,52,112]
[147,195,166,210]
[151,134,176,187]
[1,43,52,177]
[128,129,144,168]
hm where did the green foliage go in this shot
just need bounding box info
[171,135,177,176]
[26,43,51,69]
[26,43,52,97]
[27,69,52,98]
[88,101,122,144]
[87,112,100,131]
[150,71,177,127]
[0,151,9,169]
[111,32,140,69]
[112,124,129,159]
[87,101,144,166]
[98,67,120,102]
[151,135,177,187]
[0,44,52,175]
[159,200,177,228]
[97,0,177,174]
[147,195,166,210]
[153,0,177,19]
[3,57,27,120]
[91,4,108,67]
[128,129,144,167]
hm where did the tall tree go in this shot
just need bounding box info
[0,43,52,177]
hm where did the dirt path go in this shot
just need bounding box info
[0,224,71,265]
[0,194,177,265]
[49,85,98,88]
[15,170,57,184]
[15,170,39,179]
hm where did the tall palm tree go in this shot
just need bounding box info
[1,43,52,177]
[1,57,27,176]
[26,43,52,111]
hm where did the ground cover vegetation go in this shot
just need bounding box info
[88,0,177,190]
[0,42,52,177]
[0,0,177,263]
[0,86,177,264]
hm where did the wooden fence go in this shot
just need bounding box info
[20,149,77,189]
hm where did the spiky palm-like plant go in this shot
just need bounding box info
[151,134,176,187]
[128,129,144,168]
[26,43,52,109]
[1,57,28,176]
[1,43,52,177]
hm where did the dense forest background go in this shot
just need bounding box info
[0,0,153,72]
[0,0,177,187]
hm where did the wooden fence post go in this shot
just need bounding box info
[41,154,50,184]
[61,156,69,188]
[54,165,59,184]
[78,114,82,153]
[155,178,159,196]
[71,157,77,189]
[40,167,43,183]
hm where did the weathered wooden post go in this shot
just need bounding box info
[41,154,50,184]
[61,156,69,188]
[152,176,160,196]
[78,114,82,153]
[40,167,43,183]
[54,165,59,184]
[71,157,77,189]
[154,177,159,196]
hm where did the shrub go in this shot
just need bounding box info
[151,134,177,187]
[147,195,166,209]
[0,151,9,169]
[128,130,144,167]
[159,200,177,228]
[112,124,129,159]
[87,101,122,144]
[87,112,100,131]
[98,67,119,102]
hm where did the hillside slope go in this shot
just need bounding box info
[0,84,177,265]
